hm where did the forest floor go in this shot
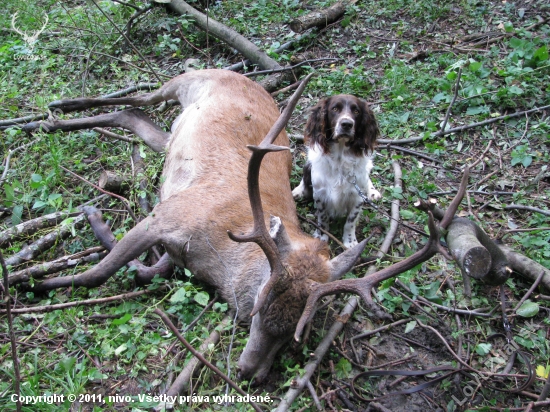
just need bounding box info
[1,0,549,411]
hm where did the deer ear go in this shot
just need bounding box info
[269,216,292,256]
[328,238,368,281]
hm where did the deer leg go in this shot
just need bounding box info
[23,109,170,152]
[26,214,163,292]
[84,206,173,284]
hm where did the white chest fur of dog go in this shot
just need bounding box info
[294,141,380,248]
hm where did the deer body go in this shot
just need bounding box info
[26,70,368,382]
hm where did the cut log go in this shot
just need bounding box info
[289,1,354,33]
[98,171,128,193]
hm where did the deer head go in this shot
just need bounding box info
[11,12,49,53]
[229,74,370,382]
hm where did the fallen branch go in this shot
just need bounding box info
[500,246,550,292]
[154,308,262,412]
[0,210,82,248]
[0,287,164,314]
[7,246,106,285]
[0,251,22,412]
[157,315,232,411]
[289,1,354,33]
[169,0,280,71]
[433,104,550,137]
[415,198,511,286]
[4,214,87,268]
[505,204,550,217]
[93,127,136,144]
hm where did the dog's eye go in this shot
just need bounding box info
[332,107,339,112]
[353,109,360,114]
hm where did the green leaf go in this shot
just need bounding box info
[59,356,77,372]
[335,358,352,379]
[508,85,523,95]
[521,156,532,168]
[475,343,492,356]
[466,105,489,115]
[516,300,539,317]
[404,321,417,334]
[170,287,188,303]
[112,313,132,325]
[533,45,548,62]
[194,291,210,306]
[12,205,23,225]
[399,209,416,220]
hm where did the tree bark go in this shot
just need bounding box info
[98,171,127,193]
[168,0,281,71]
[289,1,353,33]
[500,245,550,292]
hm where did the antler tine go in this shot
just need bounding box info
[439,166,469,229]
[11,13,24,36]
[293,211,443,341]
[35,14,49,35]
[228,73,314,317]
[294,168,471,341]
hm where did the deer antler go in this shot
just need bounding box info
[293,167,470,341]
[11,13,24,36]
[34,14,49,38]
[228,73,314,317]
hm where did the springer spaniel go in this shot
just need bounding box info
[292,94,381,248]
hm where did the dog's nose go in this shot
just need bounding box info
[340,118,354,130]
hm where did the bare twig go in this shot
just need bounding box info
[90,1,163,84]
[505,204,550,217]
[153,308,262,412]
[0,287,165,314]
[297,214,345,249]
[60,165,138,222]
[159,315,232,409]
[433,104,550,137]
[93,127,136,143]
[0,251,22,412]
[439,67,462,134]
[274,297,358,412]
[514,271,545,313]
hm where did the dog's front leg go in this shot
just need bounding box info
[313,197,330,242]
[342,202,362,248]
[366,175,381,201]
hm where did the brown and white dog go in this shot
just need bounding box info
[292,94,381,248]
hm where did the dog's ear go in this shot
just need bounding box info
[355,99,379,154]
[304,99,330,154]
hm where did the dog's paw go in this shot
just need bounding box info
[292,181,305,200]
[368,188,382,201]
